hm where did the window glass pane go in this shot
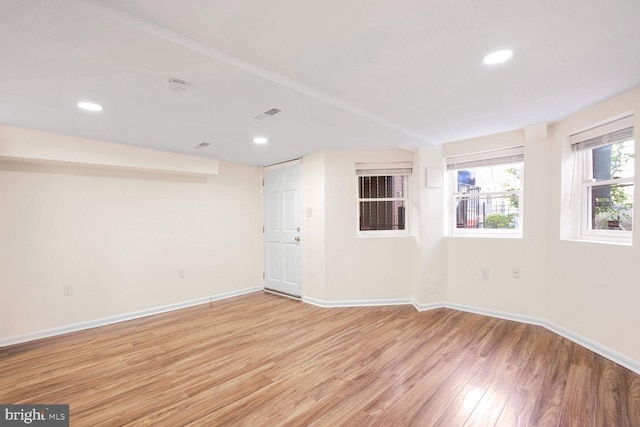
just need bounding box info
[359,200,406,231]
[453,162,522,230]
[591,182,634,231]
[456,162,521,193]
[570,121,634,242]
[455,193,520,229]
[592,139,634,181]
[359,176,406,199]
[358,175,408,233]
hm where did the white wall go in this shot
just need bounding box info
[440,86,640,366]
[303,149,419,302]
[4,87,640,370]
[442,130,548,318]
[0,144,263,341]
[547,87,640,363]
[0,124,219,176]
[302,151,326,301]
[413,147,447,304]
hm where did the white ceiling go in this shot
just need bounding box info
[1,0,639,166]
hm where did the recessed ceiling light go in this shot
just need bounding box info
[253,137,268,144]
[77,101,103,112]
[482,49,513,65]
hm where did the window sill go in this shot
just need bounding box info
[447,232,523,239]
[562,236,632,246]
[357,232,411,238]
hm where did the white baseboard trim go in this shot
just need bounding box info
[412,300,446,312]
[542,319,640,376]
[442,302,545,327]
[0,286,262,348]
[4,289,639,376]
[302,296,416,308]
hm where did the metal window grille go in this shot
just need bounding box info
[358,175,406,231]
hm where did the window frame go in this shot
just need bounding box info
[570,118,635,243]
[581,177,634,239]
[355,163,411,237]
[446,147,524,238]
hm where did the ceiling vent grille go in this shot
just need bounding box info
[166,78,189,93]
[253,108,282,120]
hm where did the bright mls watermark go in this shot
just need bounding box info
[0,405,68,426]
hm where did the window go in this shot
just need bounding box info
[356,163,411,235]
[570,116,634,241]
[446,147,524,235]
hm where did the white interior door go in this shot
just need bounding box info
[264,160,302,297]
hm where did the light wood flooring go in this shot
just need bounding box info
[1,292,639,426]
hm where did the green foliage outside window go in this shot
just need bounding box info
[485,213,515,229]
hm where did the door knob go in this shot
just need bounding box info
[294,236,301,242]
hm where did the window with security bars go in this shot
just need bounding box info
[570,117,634,240]
[358,175,407,232]
[447,147,524,235]
[356,163,411,235]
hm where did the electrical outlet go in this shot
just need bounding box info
[178,268,185,279]
[63,284,73,296]
[512,267,521,279]
[481,268,489,280]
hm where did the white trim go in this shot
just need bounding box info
[0,287,262,348]
[356,172,410,236]
[447,232,523,239]
[442,302,544,326]
[576,138,634,241]
[447,160,524,237]
[411,300,446,311]
[302,296,415,308]
[263,161,304,297]
[4,289,638,376]
[264,288,302,301]
[264,158,301,170]
[542,319,640,376]
[562,236,633,246]
[356,232,414,239]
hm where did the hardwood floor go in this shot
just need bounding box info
[1,292,639,426]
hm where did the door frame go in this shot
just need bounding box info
[263,158,303,298]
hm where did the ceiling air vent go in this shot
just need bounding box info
[166,78,189,93]
[253,108,282,120]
